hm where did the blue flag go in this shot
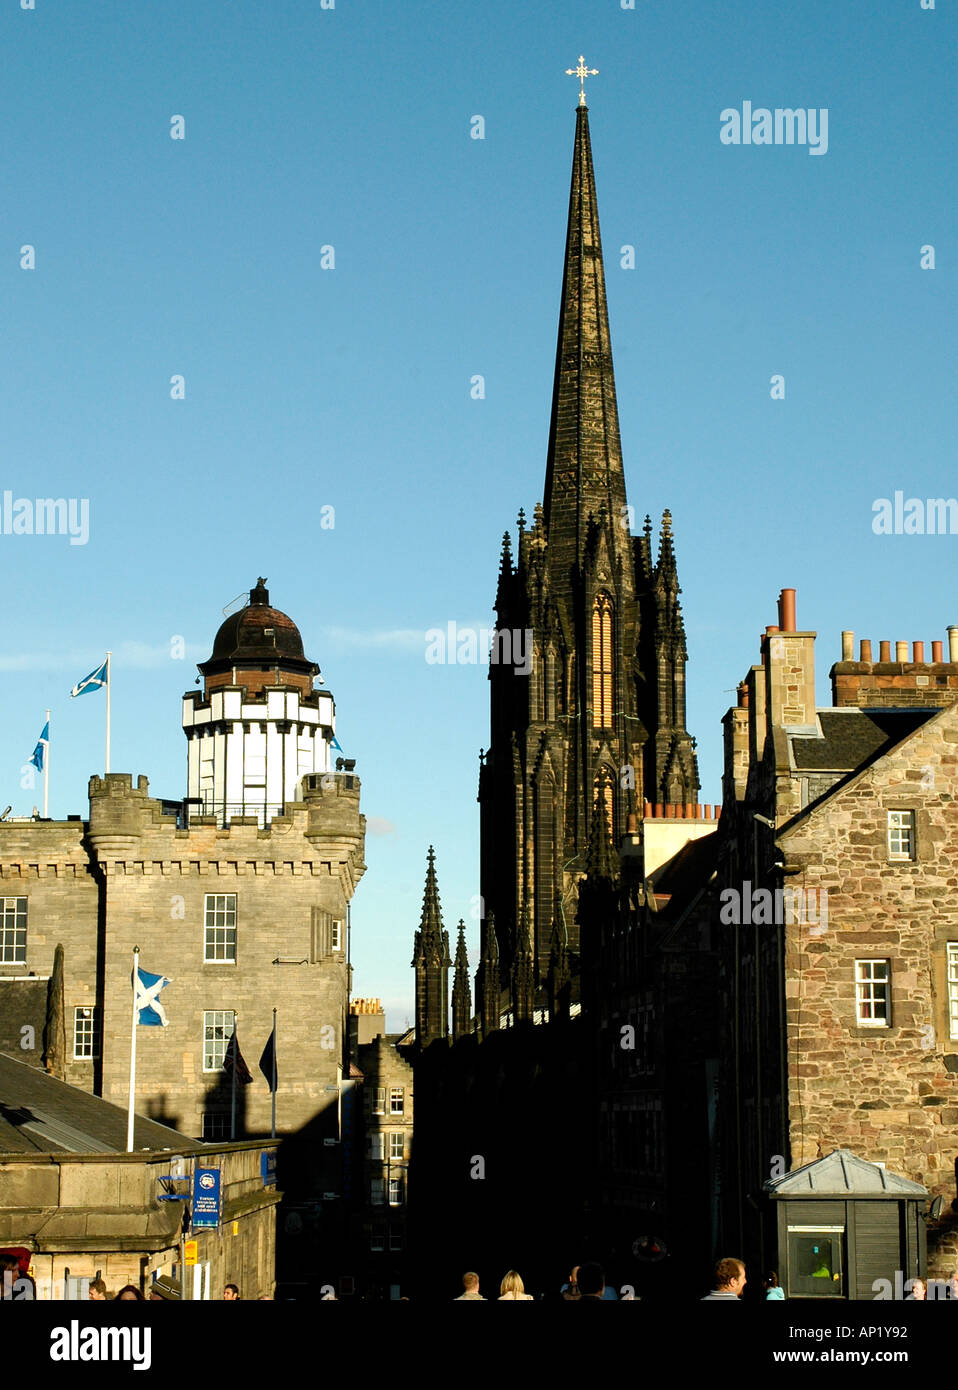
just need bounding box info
[133,965,172,1026]
[71,659,108,698]
[29,721,49,771]
[331,735,343,751]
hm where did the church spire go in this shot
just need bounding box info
[411,846,451,1046]
[542,104,629,578]
[477,909,501,1040]
[452,920,472,1041]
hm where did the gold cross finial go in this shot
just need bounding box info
[566,54,598,107]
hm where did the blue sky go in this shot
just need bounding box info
[3,0,955,1030]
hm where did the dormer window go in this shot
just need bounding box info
[264,627,275,639]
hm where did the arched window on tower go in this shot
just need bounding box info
[592,593,614,728]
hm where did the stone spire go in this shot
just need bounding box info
[542,104,629,581]
[451,920,472,1041]
[411,846,451,1046]
[511,902,536,1024]
[477,910,501,1040]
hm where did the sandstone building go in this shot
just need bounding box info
[717,592,958,1285]
[0,580,365,1284]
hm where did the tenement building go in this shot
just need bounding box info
[717,589,958,1284]
[0,579,365,1149]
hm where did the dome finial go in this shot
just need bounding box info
[250,578,270,605]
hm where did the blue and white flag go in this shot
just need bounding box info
[70,659,108,698]
[331,735,343,751]
[133,965,173,1026]
[29,721,49,771]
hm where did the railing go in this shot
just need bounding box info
[187,798,285,828]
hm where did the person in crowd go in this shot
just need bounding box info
[114,1285,144,1300]
[88,1278,108,1301]
[702,1257,747,1300]
[223,1284,240,1300]
[560,1266,580,1300]
[764,1271,785,1301]
[454,1271,485,1300]
[498,1270,533,1300]
[575,1262,606,1300]
[909,1277,927,1300]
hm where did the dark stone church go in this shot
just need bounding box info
[408,98,720,1298]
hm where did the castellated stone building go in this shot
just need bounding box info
[0,579,366,1143]
[718,589,958,1282]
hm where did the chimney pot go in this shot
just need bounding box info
[948,626,958,663]
[737,682,749,708]
[913,641,925,663]
[895,640,908,662]
[841,630,854,660]
[932,640,943,663]
[860,639,873,662]
[780,588,797,632]
[879,640,891,662]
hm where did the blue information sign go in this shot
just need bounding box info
[192,1167,221,1228]
[261,1150,277,1188]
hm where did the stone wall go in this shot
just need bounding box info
[780,700,958,1272]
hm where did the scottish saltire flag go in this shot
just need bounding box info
[259,1028,277,1091]
[133,965,172,1026]
[71,659,108,698]
[331,735,343,751]
[29,721,49,771]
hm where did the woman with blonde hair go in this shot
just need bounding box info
[498,1269,533,1300]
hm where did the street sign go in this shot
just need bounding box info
[184,1240,198,1266]
[192,1168,221,1228]
[260,1150,277,1188]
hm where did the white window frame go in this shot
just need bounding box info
[855,959,890,1027]
[73,1005,100,1060]
[948,944,958,1041]
[388,1176,403,1207]
[389,1131,404,1161]
[368,1132,385,1161]
[331,919,343,952]
[0,897,27,965]
[372,1087,385,1115]
[203,1009,236,1071]
[204,893,237,964]
[389,1087,404,1115]
[887,810,915,862]
[370,1178,385,1206]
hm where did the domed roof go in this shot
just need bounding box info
[198,579,318,677]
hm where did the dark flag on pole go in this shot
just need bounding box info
[259,1028,277,1092]
[223,1029,253,1085]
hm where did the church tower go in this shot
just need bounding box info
[477,98,699,1000]
[182,578,339,827]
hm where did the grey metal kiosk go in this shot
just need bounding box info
[764,1149,928,1299]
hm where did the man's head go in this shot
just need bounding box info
[577,1261,605,1297]
[714,1258,746,1295]
[462,1271,480,1293]
[88,1278,108,1300]
[223,1284,240,1301]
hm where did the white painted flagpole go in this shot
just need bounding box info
[127,945,139,1152]
[43,709,50,819]
[105,652,111,774]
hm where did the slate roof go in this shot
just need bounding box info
[789,709,935,772]
[764,1148,927,1197]
[0,1051,202,1155]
